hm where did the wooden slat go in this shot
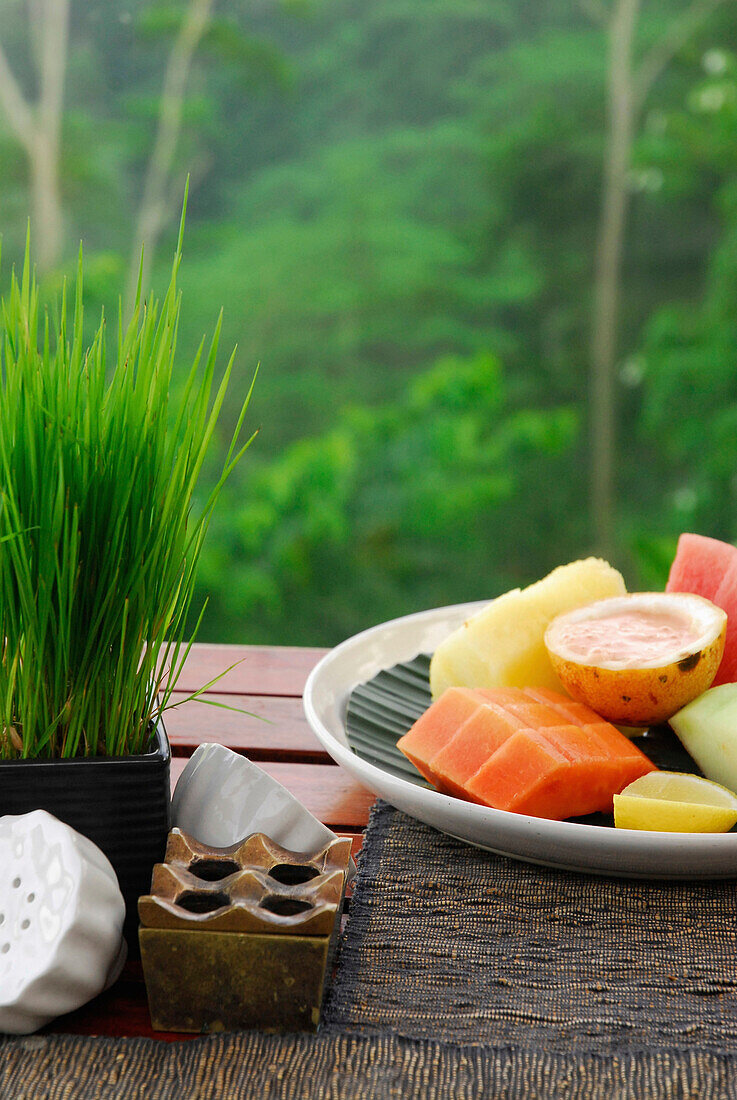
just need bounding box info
[171,643,328,697]
[164,692,327,760]
[171,758,374,833]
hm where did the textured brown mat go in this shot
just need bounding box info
[4,804,737,1098]
[3,1031,737,1100]
[323,800,737,1053]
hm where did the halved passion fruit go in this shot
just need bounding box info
[544,592,727,726]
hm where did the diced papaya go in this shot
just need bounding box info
[488,695,635,772]
[396,687,492,786]
[475,686,530,707]
[533,723,609,764]
[580,722,650,769]
[430,704,526,799]
[522,687,658,775]
[499,698,584,731]
[465,729,625,819]
[397,683,657,820]
[464,730,572,814]
[512,763,618,820]
[521,686,604,726]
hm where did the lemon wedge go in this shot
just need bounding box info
[613,771,737,832]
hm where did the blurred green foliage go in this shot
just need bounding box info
[199,353,578,643]
[628,44,737,572]
[1,0,737,644]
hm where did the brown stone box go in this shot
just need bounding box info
[138,828,352,1033]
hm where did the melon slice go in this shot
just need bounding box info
[665,533,737,686]
[670,682,737,792]
[429,558,626,699]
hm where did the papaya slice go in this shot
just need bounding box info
[397,684,657,820]
[520,687,657,780]
[395,687,493,787]
[520,686,605,725]
[430,704,526,799]
[464,728,631,819]
[464,729,572,814]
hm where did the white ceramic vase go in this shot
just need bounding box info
[0,809,127,1034]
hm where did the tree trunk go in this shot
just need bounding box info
[590,0,640,562]
[126,0,213,311]
[30,129,63,272]
[0,0,70,273]
[31,0,70,271]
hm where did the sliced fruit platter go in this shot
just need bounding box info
[302,533,737,877]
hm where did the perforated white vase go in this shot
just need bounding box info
[0,809,127,1034]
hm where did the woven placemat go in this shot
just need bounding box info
[5,801,737,1099]
[3,1031,737,1100]
[323,800,737,1054]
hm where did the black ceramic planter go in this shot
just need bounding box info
[0,721,171,949]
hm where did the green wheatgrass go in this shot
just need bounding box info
[0,204,256,758]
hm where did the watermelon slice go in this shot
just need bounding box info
[712,561,737,684]
[666,533,737,601]
[666,532,737,685]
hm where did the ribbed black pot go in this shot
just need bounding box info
[0,721,171,950]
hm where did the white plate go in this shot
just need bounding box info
[303,601,737,879]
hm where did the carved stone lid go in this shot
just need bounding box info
[138,829,352,936]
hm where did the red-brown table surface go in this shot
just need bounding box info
[45,643,375,1042]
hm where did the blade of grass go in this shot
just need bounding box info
[0,206,257,758]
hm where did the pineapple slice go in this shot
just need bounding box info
[429,558,626,699]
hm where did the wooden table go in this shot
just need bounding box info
[46,643,375,1041]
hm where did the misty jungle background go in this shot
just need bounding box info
[0,0,735,645]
